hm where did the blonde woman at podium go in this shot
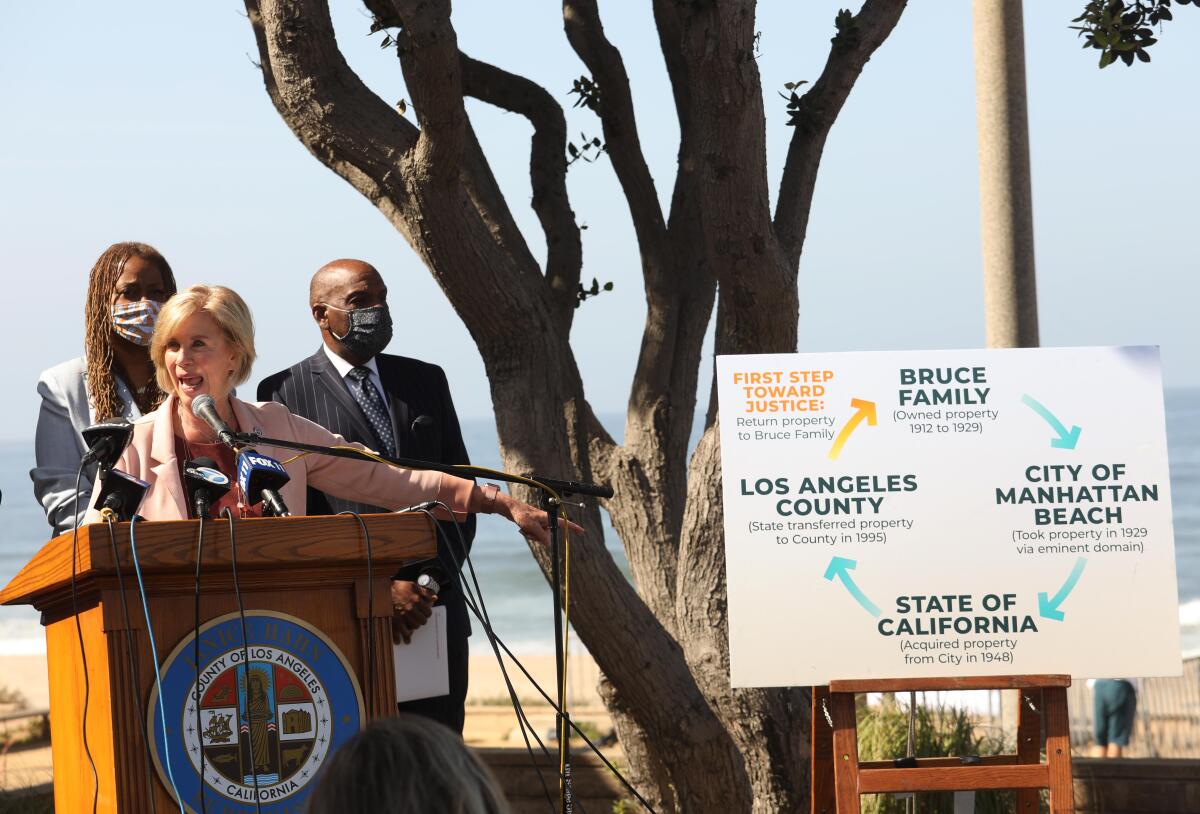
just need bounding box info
[31,241,178,536]
[82,283,578,545]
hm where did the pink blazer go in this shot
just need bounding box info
[83,394,474,524]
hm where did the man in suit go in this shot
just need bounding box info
[257,259,475,732]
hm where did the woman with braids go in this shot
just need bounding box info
[30,241,177,536]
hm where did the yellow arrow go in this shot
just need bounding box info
[827,398,878,460]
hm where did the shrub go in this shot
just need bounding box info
[855,696,1032,814]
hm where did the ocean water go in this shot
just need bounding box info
[1,390,1198,659]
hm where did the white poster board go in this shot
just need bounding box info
[716,346,1180,688]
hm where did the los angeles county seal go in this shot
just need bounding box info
[148,611,364,812]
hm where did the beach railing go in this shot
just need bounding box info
[1067,656,1200,758]
[902,656,1200,759]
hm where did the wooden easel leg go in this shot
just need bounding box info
[1043,687,1075,814]
[830,691,861,814]
[1015,688,1042,813]
[811,686,836,814]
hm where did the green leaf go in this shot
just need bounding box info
[1099,50,1116,68]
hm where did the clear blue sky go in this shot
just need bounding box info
[1,2,1196,443]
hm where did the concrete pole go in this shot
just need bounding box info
[973,0,1040,348]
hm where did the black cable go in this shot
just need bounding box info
[193,512,208,813]
[128,517,185,813]
[222,507,263,814]
[337,511,374,718]
[448,526,589,814]
[429,504,655,814]
[416,508,557,814]
[106,518,159,813]
[69,464,100,814]
[439,509,591,814]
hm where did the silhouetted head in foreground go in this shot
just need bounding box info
[306,714,511,814]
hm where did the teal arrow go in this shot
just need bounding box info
[1038,557,1087,621]
[1021,394,1081,449]
[824,556,881,617]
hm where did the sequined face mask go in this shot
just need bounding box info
[112,299,162,347]
[326,304,394,359]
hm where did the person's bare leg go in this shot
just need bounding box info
[1090,744,1106,757]
[1106,744,1123,758]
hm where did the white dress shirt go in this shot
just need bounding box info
[322,343,394,422]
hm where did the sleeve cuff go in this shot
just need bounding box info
[436,473,476,520]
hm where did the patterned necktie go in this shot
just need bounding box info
[346,366,397,458]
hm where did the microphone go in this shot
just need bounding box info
[411,415,434,433]
[236,449,291,517]
[80,418,133,472]
[183,457,231,519]
[191,395,238,448]
[92,468,149,521]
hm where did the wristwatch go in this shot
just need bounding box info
[480,482,500,512]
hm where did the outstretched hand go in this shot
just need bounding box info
[502,499,585,547]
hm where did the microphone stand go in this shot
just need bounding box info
[544,495,573,813]
[230,431,608,814]
[230,430,611,498]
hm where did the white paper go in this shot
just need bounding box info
[393,605,450,702]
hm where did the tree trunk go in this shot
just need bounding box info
[244,0,908,809]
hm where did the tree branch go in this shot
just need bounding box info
[774,0,907,266]
[460,53,583,324]
[367,9,566,317]
[458,119,544,283]
[563,0,667,264]
[246,0,420,216]
[245,0,284,113]
[390,0,468,184]
[583,401,619,486]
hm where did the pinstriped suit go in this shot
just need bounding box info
[257,346,475,731]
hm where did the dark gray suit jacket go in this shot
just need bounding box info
[256,347,476,623]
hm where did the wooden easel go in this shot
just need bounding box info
[811,675,1074,813]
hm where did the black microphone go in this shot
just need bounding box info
[236,449,291,517]
[411,414,434,433]
[191,395,238,448]
[92,468,149,521]
[183,457,232,519]
[80,418,133,472]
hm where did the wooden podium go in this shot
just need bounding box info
[0,514,436,813]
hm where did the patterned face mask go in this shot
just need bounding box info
[111,299,162,346]
[327,304,394,359]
